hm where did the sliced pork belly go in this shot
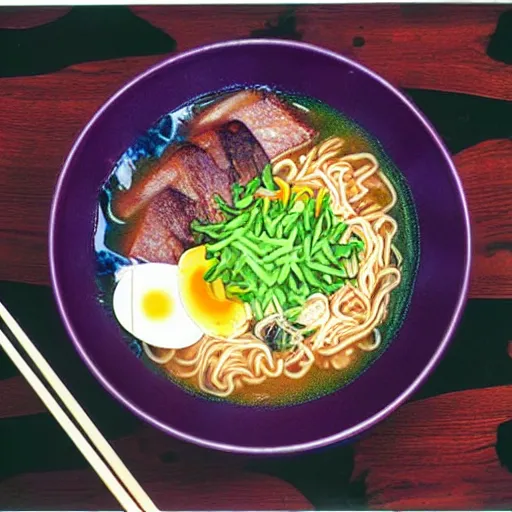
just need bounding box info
[191,121,269,185]
[189,90,317,160]
[218,121,270,184]
[113,144,234,221]
[122,188,206,265]
[190,130,232,176]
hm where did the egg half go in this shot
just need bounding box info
[178,245,248,338]
[112,248,249,349]
[113,263,203,349]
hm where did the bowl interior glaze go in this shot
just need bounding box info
[49,40,470,455]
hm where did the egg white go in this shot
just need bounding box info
[112,263,203,349]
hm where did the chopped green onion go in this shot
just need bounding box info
[262,164,278,191]
[231,182,244,202]
[232,254,247,277]
[225,212,250,231]
[330,221,347,242]
[308,261,348,278]
[245,177,261,196]
[206,227,247,252]
[274,288,287,309]
[245,255,275,287]
[277,263,291,285]
[205,260,228,282]
[252,299,264,321]
[304,235,312,262]
[291,262,305,282]
[203,259,219,282]
[302,266,324,288]
[321,243,341,267]
[334,244,352,258]
[190,166,368,322]
[275,251,299,267]
[235,195,254,209]
[253,216,263,237]
[213,195,239,216]
[262,244,294,264]
[312,212,324,248]
[232,239,268,258]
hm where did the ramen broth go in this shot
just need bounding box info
[96,87,419,407]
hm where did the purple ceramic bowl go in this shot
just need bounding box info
[49,40,471,455]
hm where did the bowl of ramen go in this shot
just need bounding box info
[50,40,470,454]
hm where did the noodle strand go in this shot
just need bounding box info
[150,136,402,397]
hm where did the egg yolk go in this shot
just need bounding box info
[142,290,173,321]
[178,246,247,337]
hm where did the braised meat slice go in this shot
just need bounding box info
[114,144,233,221]
[189,90,317,160]
[189,130,233,177]
[122,188,206,265]
[191,120,269,185]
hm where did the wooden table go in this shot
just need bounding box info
[0,5,511,510]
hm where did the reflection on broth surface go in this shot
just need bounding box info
[95,86,419,407]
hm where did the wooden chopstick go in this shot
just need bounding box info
[0,301,160,512]
[0,330,142,511]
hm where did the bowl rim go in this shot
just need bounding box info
[49,38,471,454]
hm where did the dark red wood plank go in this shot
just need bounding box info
[0,7,70,29]
[134,4,511,100]
[0,422,313,510]
[0,75,508,296]
[0,5,509,291]
[2,3,509,99]
[455,140,512,298]
[0,463,312,510]
[353,385,512,509]
[0,56,163,286]
[0,377,44,418]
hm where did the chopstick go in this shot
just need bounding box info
[0,330,142,511]
[0,301,160,512]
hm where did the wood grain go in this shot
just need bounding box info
[353,385,512,509]
[455,140,512,298]
[0,7,70,29]
[133,4,512,100]
[0,377,44,419]
[0,5,509,294]
[0,463,312,510]
[0,7,510,510]
[0,412,312,510]
[0,56,164,286]
[0,374,312,509]
[0,72,509,297]
[2,293,510,420]
[0,281,510,508]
